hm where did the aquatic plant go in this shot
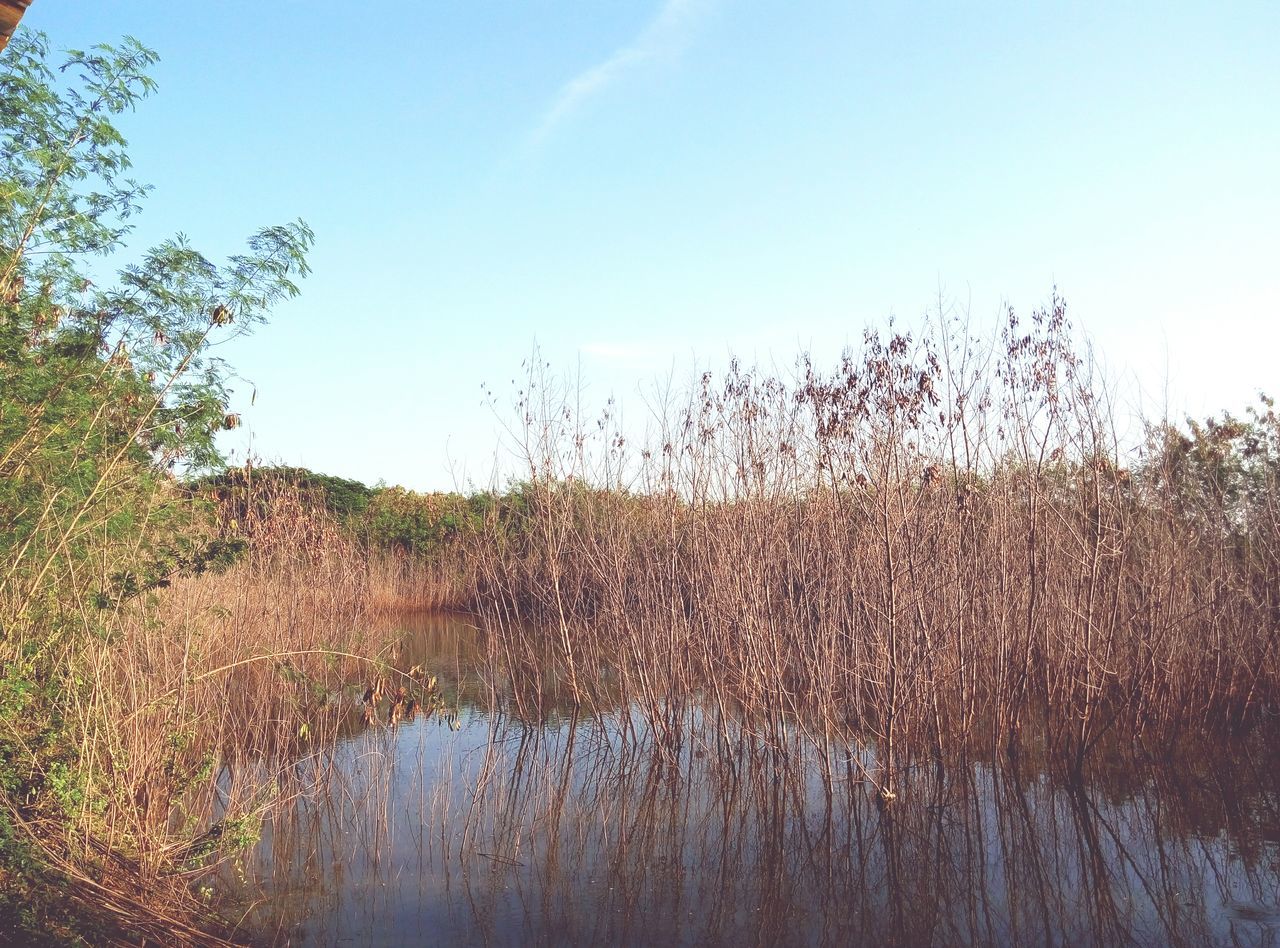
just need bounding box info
[472,300,1280,794]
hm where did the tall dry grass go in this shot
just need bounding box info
[471,300,1280,787]
[2,476,456,942]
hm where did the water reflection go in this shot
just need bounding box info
[226,612,1280,946]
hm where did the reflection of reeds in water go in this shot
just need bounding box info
[231,692,1280,947]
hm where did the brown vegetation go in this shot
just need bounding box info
[471,300,1280,791]
[2,478,457,943]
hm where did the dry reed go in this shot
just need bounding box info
[470,300,1280,791]
[3,476,458,942]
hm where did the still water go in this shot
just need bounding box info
[225,612,1280,946]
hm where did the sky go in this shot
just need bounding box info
[19,1,1280,491]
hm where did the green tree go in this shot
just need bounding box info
[0,32,312,633]
[190,465,377,524]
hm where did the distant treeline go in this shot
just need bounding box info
[188,466,535,556]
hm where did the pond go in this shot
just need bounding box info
[223,611,1280,946]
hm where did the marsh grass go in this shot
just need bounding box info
[472,300,1280,791]
[4,288,1276,941]
[0,475,461,943]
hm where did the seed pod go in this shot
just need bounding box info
[4,275,24,304]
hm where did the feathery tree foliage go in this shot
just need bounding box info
[0,31,312,633]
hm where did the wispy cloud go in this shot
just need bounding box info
[529,0,712,148]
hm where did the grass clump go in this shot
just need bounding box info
[473,304,1280,790]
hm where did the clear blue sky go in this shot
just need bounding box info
[22,1,1280,490]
